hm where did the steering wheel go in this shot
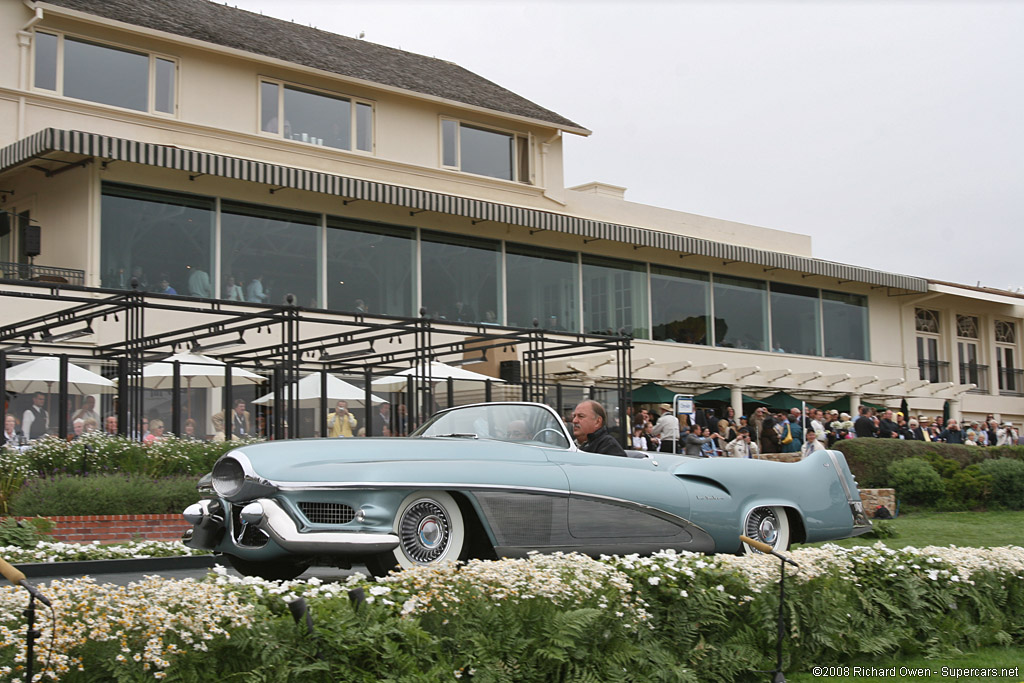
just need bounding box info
[532,428,565,443]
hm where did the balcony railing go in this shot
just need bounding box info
[998,367,1024,396]
[959,363,989,393]
[0,261,85,286]
[918,359,950,384]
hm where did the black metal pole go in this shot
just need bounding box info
[273,366,284,440]
[364,366,373,436]
[58,355,68,440]
[224,364,233,441]
[171,360,181,436]
[320,369,328,438]
[117,358,128,437]
[485,379,492,403]
[23,594,38,683]
[446,376,454,409]
[774,558,786,683]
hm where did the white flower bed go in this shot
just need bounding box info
[0,540,208,564]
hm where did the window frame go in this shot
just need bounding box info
[258,77,375,154]
[32,30,178,117]
[439,116,532,184]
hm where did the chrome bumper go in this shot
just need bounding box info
[183,498,400,555]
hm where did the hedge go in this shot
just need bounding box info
[834,439,1024,489]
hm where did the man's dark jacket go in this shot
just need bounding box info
[579,426,626,457]
[854,416,877,438]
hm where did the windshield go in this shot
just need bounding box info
[414,403,571,449]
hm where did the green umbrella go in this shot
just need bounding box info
[630,382,677,404]
[816,396,885,413]
[693,386,768,408]
[761,390,807,412]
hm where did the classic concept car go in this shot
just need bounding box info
[183,402,871,579]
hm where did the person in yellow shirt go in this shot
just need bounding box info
[327,400,357,437]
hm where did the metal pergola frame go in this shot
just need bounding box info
[0,280,633,443]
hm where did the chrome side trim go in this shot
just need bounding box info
[246,498,399,555]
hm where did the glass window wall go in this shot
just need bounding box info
[100,184,214,295]
[283,85,351,149]
[460,125,514,180]
[582,256,648,339]
[651,265,710,344]
[33,32,58,91]
[154,57,176,114]
[712,275,767,350]
[770,283,821,356]
[326,218,415,316]
[822,290,869,360]
[64,37,149,111]
[421,231,501,324]
[506,244,579,331]
[221,202,320,307]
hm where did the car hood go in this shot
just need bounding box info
[225,436,557,482]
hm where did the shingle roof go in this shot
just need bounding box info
[39,0,586,131]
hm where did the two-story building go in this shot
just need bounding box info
[1,0,1022,436]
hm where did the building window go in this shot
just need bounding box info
[915,308,940,334]
[326,218,415,317]
[582,256,648,339]
[221,202,321,308]
[420,231,501,324]
[822,290,869,360]
[650,266,709,345]
[260,80,373,152]
[506,244,579,332]
[769,283,820,356]
[441,119,530,183]
[712,275,767,351]
[956,314,979,339]
[100,184,214,295]
[995,320,1016,344]
[34,32,176,114]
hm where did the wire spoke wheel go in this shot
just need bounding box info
[366,491,466,576]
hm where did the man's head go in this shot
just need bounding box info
[233,398,246,415]
[738,426,750,439]
[789,408,801,419]
[105,415,118,434]
[506,420,529,440]
[380,402,390,415]
[335,400,348,413]
[859,406,870,416]
[572,400,607,441]
[33,392,45,406]
[883,409,893,420]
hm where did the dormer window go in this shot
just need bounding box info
[441,118,531,184]
[33,31,176,115]
[260,79,373,153]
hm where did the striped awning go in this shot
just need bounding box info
[1,128,927,291]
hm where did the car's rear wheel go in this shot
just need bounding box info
[742,506,791,555]
[364,491,466,577]
[226,554,312,581]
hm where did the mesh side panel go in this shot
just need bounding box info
[298,501,355,525]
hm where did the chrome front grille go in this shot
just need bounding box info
[299,502,355,525]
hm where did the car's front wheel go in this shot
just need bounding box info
[226,554,312,581]
[364,491,466,577]
[741,505,791,555]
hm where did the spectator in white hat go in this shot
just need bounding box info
[997,421,1018,446]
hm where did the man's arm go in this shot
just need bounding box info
[21,411,34,436]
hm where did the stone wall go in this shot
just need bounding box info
[858,489,897,518]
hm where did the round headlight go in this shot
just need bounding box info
[212,457,245,498]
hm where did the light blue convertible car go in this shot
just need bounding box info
[183,402,871,579]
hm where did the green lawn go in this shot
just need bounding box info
[794,509,1024,550]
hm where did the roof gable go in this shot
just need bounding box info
[39,0,585,131]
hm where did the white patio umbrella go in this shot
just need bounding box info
[140,352,265,419]
[4,356,116,395]
[252,373,385,408]
[140,352,264,389]
[371,361,505,392]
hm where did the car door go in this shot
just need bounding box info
[545,449,693,545]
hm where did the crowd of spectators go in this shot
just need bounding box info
[625,402,1022,459]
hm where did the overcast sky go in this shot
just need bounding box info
[232,0,1024,291]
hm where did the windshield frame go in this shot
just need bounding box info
[412,402,574,449]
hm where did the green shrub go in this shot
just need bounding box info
[8,474,200,516]
[866,518,897,538]
[887,457,944,505]
[835,439,1024,489]
[0,516,53,547]
[940,465,992,511]
[978,458,1024,509]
